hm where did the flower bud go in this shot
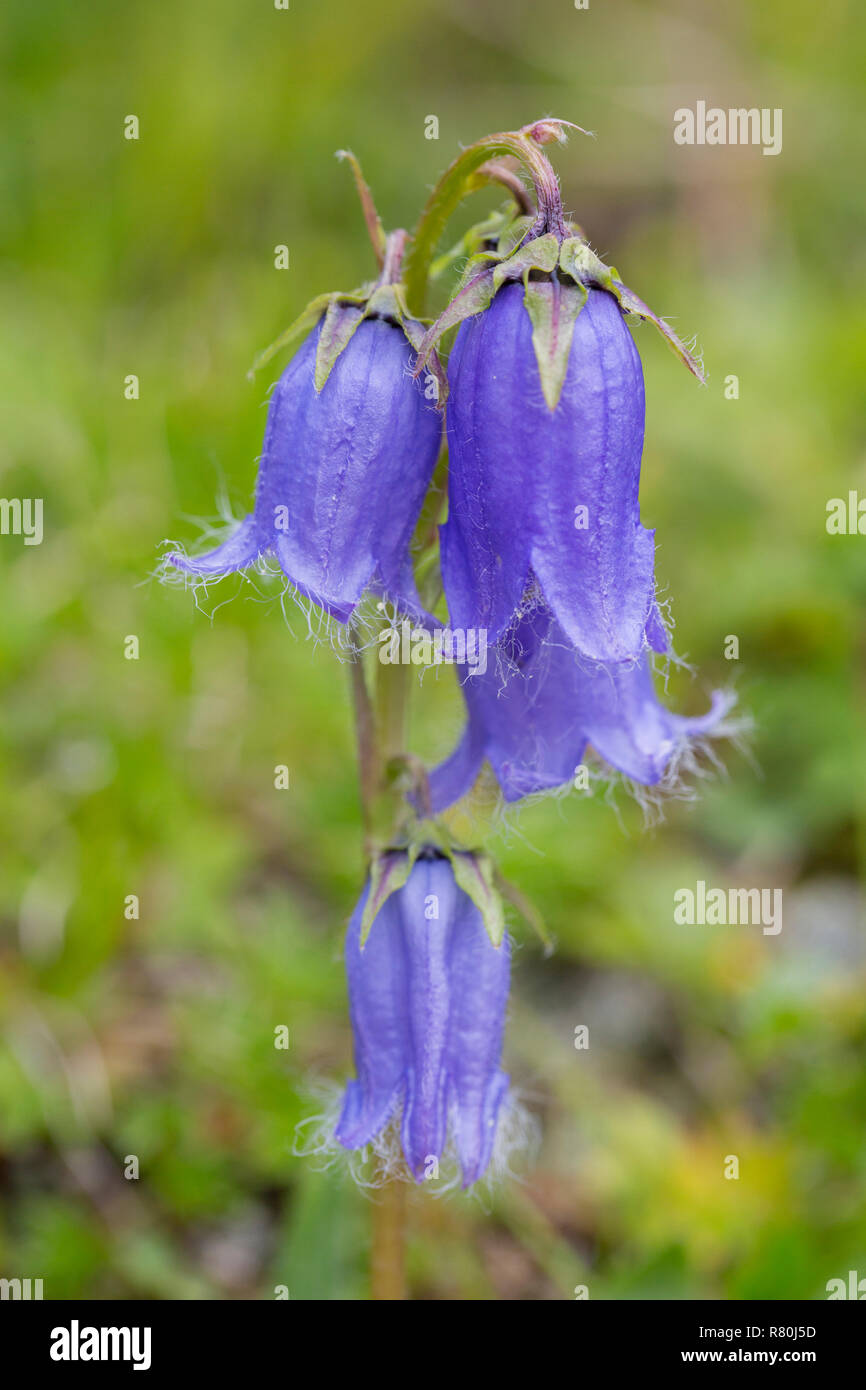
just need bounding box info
[336,851,511,1187]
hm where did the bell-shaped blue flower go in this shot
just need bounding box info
[440,281,665,663]
[429,601,733,809]
[170,312,442,623]
[335,852,510,1188]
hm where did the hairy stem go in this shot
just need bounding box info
[336,149,387,267]
[404,121,573,315]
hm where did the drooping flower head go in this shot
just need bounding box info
[441,280,660,662]
[169,230,444,625]
[335,850,511,1188]
[428,599,734,811]
[414,187,703,666]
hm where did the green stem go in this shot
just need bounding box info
[347,643,379,854]
[404,126,567,316]
[348,642,412,1293]
[375,648,411,768]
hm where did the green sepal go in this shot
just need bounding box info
[416,232,562,399]
[246,291,341,381]
[492,231,560,292]
[315,298,367,391]
[249,280,445,400]
[495,215,536,259]
[414,265,497,380]
[523,274,588,410]
[494,868,552,955]
[558,236,611,286]
[610,278,704,381]
[430,208,520,281]
[559,236,705,383]
[445,849,505,948]
[359,844,420,948]
[395,294,448,407]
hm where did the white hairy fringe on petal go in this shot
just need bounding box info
[443,582,749,836]
[292,1079,539,1202]
[155,511,403,663]
[498,686,748,837]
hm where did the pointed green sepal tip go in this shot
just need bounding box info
[523,274,588,411]
[491,231,559,292]
[246,292,338,381]
[446,850,505,948]
[359,845,420,948]
[415,231,562,398]
[558,237,705,384]
[494,868,553,955]
[249,281,446,400]
[314,298,367,391]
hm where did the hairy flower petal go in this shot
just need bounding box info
[430,603,732,808]
[171,317,442,623]
[442,282,657,661]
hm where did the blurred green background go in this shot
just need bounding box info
[1,0,865,1300]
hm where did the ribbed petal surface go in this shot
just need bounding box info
[171,317,442,622]
[335,855,510,1188]
[441,283,656,661]
[430,604,732,808]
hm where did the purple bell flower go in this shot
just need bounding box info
[170,314,442,623]
[429,601,733,810]
[441,281,665,663]
[335,852,510,1188]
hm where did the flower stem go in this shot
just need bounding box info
[404,120,578,315]
[347,640,411,1294]
[371,1180,407,1300]
[347,642,378,854]
[375,649,410,767]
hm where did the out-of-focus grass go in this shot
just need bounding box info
[0,0,864,1299]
